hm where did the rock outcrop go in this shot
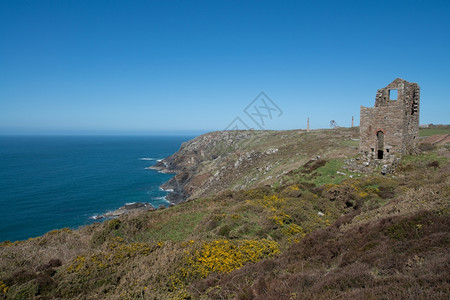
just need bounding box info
[93,202,155,219]
[151,130,268,203]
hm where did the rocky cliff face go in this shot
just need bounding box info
[150,128,360,203]
[151,130,267,203]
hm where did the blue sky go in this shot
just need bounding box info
[0,0,449,135]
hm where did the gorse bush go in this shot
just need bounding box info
[0,281,8,296]
[176,239,279,281]
[251,195,291,226]
[67,237,161,275]
[167,239,280,298]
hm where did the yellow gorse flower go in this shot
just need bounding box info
[0,281,9,295]
[175,239,279,284]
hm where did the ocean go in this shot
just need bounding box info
[0,135,193,242]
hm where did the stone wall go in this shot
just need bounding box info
[360,78,420,158]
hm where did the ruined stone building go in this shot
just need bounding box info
[360,78,420,159]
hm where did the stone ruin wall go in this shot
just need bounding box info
[360,78,420,157]
[360,105,404,153]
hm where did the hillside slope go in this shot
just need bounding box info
[152,128,360,203]
[0,127,448,300]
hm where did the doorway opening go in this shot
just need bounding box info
[377,131,384,159]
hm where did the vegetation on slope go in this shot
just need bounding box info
[159,127,361,202]
[0,128,449,299]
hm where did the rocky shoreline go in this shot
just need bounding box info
[94,154,191,220]
[147,160,189,204]
[92,202,155,220]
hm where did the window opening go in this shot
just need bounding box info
[389,89,398,101]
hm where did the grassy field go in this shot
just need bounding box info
[419,125,450,137]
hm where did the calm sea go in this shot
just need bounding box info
[0,135,193,242]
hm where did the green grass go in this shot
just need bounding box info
[401,152,448,165]
[419,127,450,137]
[279,158,360,188]
[138,212,207,242]
[311,159,358,186]
[340,140,360,147]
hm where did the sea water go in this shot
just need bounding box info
[0,135,193,242]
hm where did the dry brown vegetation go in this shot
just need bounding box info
[0,128,449,299]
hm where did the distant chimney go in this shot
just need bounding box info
[307,117,310,132]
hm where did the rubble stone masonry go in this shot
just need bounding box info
[360,78,420,158]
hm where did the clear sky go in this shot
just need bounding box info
[1,0,449,135]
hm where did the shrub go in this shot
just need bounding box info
[377,186,395,199]
[301,159,327,174]
[218,225,232,237]
[107,219,121,230]
[418,143,434,152]
[67,238,160,275]
[90,219,123,246]
[9,270,36,285]
[427,160,439,169]
[0,281,8,296]
[313,262,374,291]
[5,281,38,300]
[36,258,62,272]
[36,258,62,277]
[176,239,279,284]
